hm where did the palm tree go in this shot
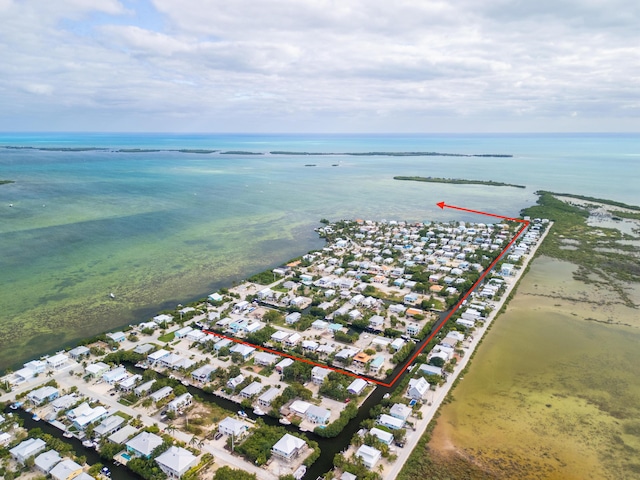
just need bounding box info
[165,424,176,436]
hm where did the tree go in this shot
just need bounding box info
[214,466,257,480]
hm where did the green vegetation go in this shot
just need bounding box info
[158,331,175,343]
[394,176,525,188]
[248,270,278,285]
[314,402,358,437]
[236,423,317,466]
[0,180,14,185]
[540,191,640,212]
[522,191,640,303]
[213,466,257,480]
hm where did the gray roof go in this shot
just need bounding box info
[126,431,163,456]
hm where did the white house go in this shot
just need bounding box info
[407,377,429,400]
[46,353,68,370]
[10,438,46,464]
[389,403,412,422]
[355,444,382,469]
[27,386,59,405]
[155,446,198,479]
[191,365,217,383]
[34,449,62,473]
[272,433,306,460]
[239,381,262,399]
[347,378,367,395]
[378,413,405,430]
[254,352,279,367]
[167,393,193,412]
[305,405,331,424]
[50,459,83,480]
[106,331,126,343]
[369,427,394,445]
[150,386,173,402]
[311,366,332,385]
[218,417,247,437]
[258,387,279,408]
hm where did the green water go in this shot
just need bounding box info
[431,256,640,479]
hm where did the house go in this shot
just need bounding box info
[27,386,59,405]
[311,366,332,385]
[186,329,206,342]
[341,472,357,480]
[229,343,255,360]
[46,353,69,369]
[378,413,405,430]
[369,427,394,445]
[147,349,170,364]
[406,307,424,317]
[239,381,262,399]
[390,338,406,351]
[51,394,78,412]
[258,387,279,408]
[347,378,367,395]
[404,293,419,304]
[406,323,420,336]
[108,425,138,445]
[50,459,83,480]
[68,345,90,360]
[214,338,233,351]
[419,364,443,377]
[167,393,193,412]
[407,377,430,400]
[227,374,244,390]
[134,343,155,354]
[10,438,46,464]
[368,315,384,331]
[302,340,319,351]
[271,330,289,343]
[312,319,328,330]
[456,318,475,328]
[389,403,412,422]
[353,352,371,368]
[191,365,217,383]
[119,374,142,392]
[285,312,301,325]
[134,379,156,396]
[106,331,126,343]
[218,417,247,437]
[34,449,62,473]
[275,358,294,373]
[369,356,385,373]
[0,432,10,446]
[69,403,108,430]
[174,326,193,338]
[355,444,382,469]
[94,415,125,438]
[272,433,306,460]
[284,332,302,347]
[289,400,312,417]
[126,431,163,458]
[155,446,198,479]
[102,366,128,384]
[208,293,223,303]
[306,405,331,424]
[153,314,173,324]
[150,386,173,402]
[254,352,279,367]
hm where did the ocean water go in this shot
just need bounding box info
[0,133,638,371]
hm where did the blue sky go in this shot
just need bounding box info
[1,0,638,132]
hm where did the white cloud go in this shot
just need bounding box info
[0,0,637,131]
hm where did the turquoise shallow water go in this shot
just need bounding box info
[0,133,638,371]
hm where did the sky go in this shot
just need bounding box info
[1,0,639,133]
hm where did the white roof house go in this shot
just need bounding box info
[134,379,157,396]
[27,386,59,405]
[258,387,280,407]
[311,366,332,385]
[50,459,83,480]
[10,438,46,464]
[407,377,430,400]
[126,431,163,458]
[167,392,193,412]
[276,358,294,372]
[389,403,412,421]
[71,405,108,430]
[355,444,382,469]
[46,353,69,369]
[369,427,394,445]
[218,417,247,437]
[347,378,367,395]
[94,414,125,438]
[378,413,405,430]
[108,425,138,445]
[34,449,62,473]
[240,381,262,399]
[289,400,312,416]
[271,330,289,342]
[191,364,217,383]
[103,366,128,384]
[150,386,173,402]
[147,349,170,363]
[272,433,306,460]
[155,446,198,479]
[85,361,109,377]
[254,352,279,366]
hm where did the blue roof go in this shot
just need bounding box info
[329,323,343,331]
[370,356,384,367]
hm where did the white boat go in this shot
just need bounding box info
[32,414,40,421]
[252,407,266,416]
[63,431,73,438]
[109,292,115,299]
[293,465,307,480]
[278,417,291,425]
[82,439,94,448]
[237,410,247,418]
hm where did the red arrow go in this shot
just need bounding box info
[437,201,527,223]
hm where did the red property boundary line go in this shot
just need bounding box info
[203,202,530,388]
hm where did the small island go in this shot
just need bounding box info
[394,176,526,188]
[1,180,14,185]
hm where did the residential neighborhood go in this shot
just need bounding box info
[0,216,548,480]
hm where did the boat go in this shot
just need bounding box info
[24,407,32,413]
[101,466,111,477]
[82,439,95,448]
[278,417,291,425]
[109,292,115,299]
[252,407,266,416]
[237,410,247,418]
[9,402,22,410]
[293,465,307,479]
[32,414,40,421]
[63,431,73,438]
